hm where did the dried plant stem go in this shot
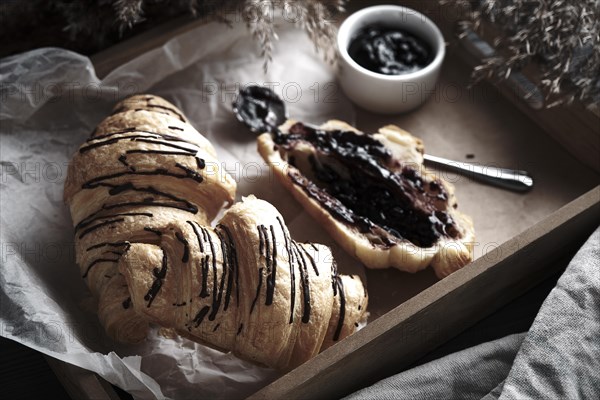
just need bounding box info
[443,0,600,109]
[0,0,347,73]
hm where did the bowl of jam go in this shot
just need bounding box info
[337,5,445,114]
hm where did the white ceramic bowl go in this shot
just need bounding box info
[337,5,446,114]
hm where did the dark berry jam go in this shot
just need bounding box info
[348,25,433,75]
[275,123,460,248]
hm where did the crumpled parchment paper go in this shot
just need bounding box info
[0,17,357,399]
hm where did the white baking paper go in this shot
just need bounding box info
[0,17,358,399]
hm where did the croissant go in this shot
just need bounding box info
[64,95,368,369]
[257,120,475,278]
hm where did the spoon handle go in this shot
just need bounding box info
[423,154,534,192]
[294,122,534,192]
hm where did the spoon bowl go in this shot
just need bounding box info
[232,85,287,134]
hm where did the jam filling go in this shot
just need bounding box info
[275,123,460,248]
[348,25,433,75]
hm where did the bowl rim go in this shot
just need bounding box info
[337,5,446,81]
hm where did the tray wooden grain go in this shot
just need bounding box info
[37,1,599,398]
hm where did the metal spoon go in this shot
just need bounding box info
[233,85,533,192]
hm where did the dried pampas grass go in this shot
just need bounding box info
[445,0,600,109]
[0,0,346,72]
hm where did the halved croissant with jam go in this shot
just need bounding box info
[257,120,475,279]
[63,95,368,370]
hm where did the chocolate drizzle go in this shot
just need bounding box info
[276,217,296,324]
[199,226,212,299]
[125,149,195,156]
[250,267,263,315]
[257,226,272,305]
[75,212,153,234]
[332,275,346,341]
[199,256,210,298]
[90,126,135,139]
[209,229,228,320]
[78,218,124,239]
[144,227,162,236]
[85,241,130,252]
[302,246,320,276]
[87,129,190,143]
[293,242,312,324]
[122,297,132,309]
[175,231,189,263]
[192,306,210,328]
[267,225,278,306]
[187,221,210,299]
[258,226,264,255]
[145,104,186,122]
[175,163,204,182]
[110,100,186,122]
[253,218,315,324]
[80,134,197,154]
[118,154,134,170]
[204,227,219,319]
[218,224,239,309]
[257,225,278,306]
[82,258,119,278]
[278,123,460,248]
[81,168,203,188]
[144,249,168,307]
[86,183,198,214]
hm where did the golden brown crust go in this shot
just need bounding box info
[118,196,368,370]
[257,120,475,278]
[64,95,368,369]
[64,94,236,343]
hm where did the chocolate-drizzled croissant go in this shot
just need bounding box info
[120,195,368,369]
[64,95,368,369]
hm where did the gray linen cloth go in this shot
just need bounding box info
[345,226,600,400]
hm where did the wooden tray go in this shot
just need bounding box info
[44,1,599,398]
